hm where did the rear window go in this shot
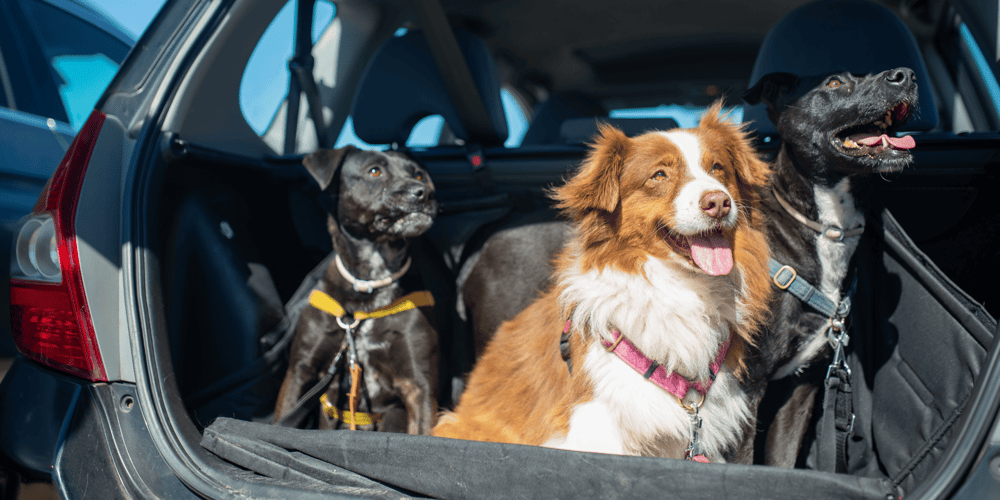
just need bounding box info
[610,103,744,128]
[239,0,337,137]
[334,87,529,150]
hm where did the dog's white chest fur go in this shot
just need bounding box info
[543,252,750,460]
[774,179,863,378]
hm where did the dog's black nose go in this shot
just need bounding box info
[885,68,915,86]
[406,185,428,202]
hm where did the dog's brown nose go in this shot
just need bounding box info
[700,191,731,219]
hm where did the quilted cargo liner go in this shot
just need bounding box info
[200,209,995,498]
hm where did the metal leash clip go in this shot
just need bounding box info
[684,400,709,462]
[826,318,851,380]
[336,315,361,369]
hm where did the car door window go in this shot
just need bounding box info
[19,0,129,129]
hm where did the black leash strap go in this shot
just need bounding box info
[275,341,347,428]
[818,361,854,473]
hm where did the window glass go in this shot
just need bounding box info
[22,0,129,129]
[240,0,336,136]
[958,23,1000,119]
[334,116,389,151]
[335,89,530,150]
[0,58,9,108]
[406,115,446,148]
[501,88,528,147]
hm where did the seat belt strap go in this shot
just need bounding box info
[411,0,503,146]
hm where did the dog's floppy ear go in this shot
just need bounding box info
[303,145,356,191]
[551,123,630,220]
[742,72,799,109]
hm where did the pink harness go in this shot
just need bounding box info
[561,320,731,463]
[565,320,730,400]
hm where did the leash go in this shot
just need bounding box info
[274,338,347,428]
[335,255,412,293]
[769,259,857,473]
[308,289,434,429]
[562,318,729,462]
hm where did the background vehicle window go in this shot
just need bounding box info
[240,0,336,136]
[21,0,129,129]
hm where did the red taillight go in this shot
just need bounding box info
[9,110,108,381]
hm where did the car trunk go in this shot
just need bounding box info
[142,130,999,498]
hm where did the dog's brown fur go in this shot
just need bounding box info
[434,104,771,458]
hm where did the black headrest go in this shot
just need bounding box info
[521,93,606,145]
[743,0,938,134]
[558,117,680,145]
[352,28,508,146]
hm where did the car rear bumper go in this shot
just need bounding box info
[0,358,197,499]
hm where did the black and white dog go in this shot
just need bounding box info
[274,146,439,434]
[741,68,918,467]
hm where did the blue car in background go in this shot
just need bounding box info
[0,0,133,375]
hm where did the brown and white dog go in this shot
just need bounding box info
[433,104,772,461]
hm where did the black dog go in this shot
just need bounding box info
[274,146,439,434]
[741,68,918,467]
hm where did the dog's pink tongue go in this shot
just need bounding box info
[853,134,916,150]
[689,232,733,276]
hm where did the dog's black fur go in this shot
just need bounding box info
[741,67,918,466]
[274,146,439,434]
[456,68,919,464]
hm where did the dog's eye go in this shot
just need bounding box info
[368,167,382,177]
[827,79,842,88]
[651,170,667,180]
[711,163,723,173]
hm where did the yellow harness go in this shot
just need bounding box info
[308,290,435,321]
[308,289,434,429]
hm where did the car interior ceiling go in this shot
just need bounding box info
[150,0,998,494]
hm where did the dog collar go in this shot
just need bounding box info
[600,328,730,402]
[309,289,434,323]
[771,189,864,242]
[335,255,412,293]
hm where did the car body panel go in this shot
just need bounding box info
[76,115,133,383]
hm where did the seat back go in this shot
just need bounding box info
[352,28,508,146]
